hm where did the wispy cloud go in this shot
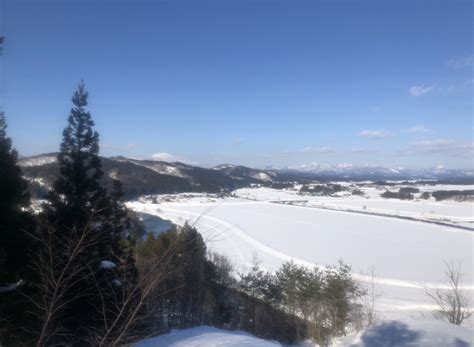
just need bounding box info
[447,54,474,70]
[350,148,378,154]
[300,146,336,154]
[409,84,434,97]
[401,138,473,158]
[405,125,430,134]
[358,130,391,139]
[411,138,455,151]
[408,80,470,97]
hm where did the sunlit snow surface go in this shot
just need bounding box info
[133,320,473,347]
[133,326,280,347]
[127,187,474,323]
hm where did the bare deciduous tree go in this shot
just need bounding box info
[208,251,235,286]
[426,260,472,325]
[90,240,181,347]
[23,214,102,346]
[361,266,380,328]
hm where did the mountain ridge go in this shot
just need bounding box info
[18,153,474,200]
[282,162,474,180]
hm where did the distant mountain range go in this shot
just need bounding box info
[283,162,474,181]
[18,153,474,199]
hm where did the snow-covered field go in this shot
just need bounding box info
[127,186,474,335]
[236,187,474,228]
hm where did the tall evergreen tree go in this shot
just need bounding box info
[109,178,139,283]
[43,82,129,342]
[0,112,36,344]
[47,81,125,267]
[34,81,144,345]
[49,81,107,231]
[0,112,34,283]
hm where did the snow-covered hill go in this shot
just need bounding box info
[213,164,277,182]
[18,154,283,199]
[133,319,473,347]
[113,157,187,178]
[18,153,57,167]
[18,153,474,189]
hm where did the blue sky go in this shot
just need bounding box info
[2,0,473,168]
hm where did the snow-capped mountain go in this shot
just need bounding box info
[284,162,474,180]
[112,156,187,178]
[18,153,57,167]
[213,164,277,182]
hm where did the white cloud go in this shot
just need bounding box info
[412,138,454,148]
[401,138,473,158]
[409,85,434,97]
[358,130,390,139]
[300,146,336,154]
[151,152,179,162]
[405,125,430,134]
[447,54,474,69]
[350,148,378,154]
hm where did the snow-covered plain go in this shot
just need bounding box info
[236,187,474,228]
[127,186,474,332]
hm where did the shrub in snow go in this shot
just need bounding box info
[420,192,431,200]
[239,259,364,345]
[425,260,472,326]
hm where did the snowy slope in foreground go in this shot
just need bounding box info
[133,319,473,347]
[340,318,473,347]
[133,326,280,346]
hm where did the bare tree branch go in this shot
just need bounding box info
[426,260,472,325]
